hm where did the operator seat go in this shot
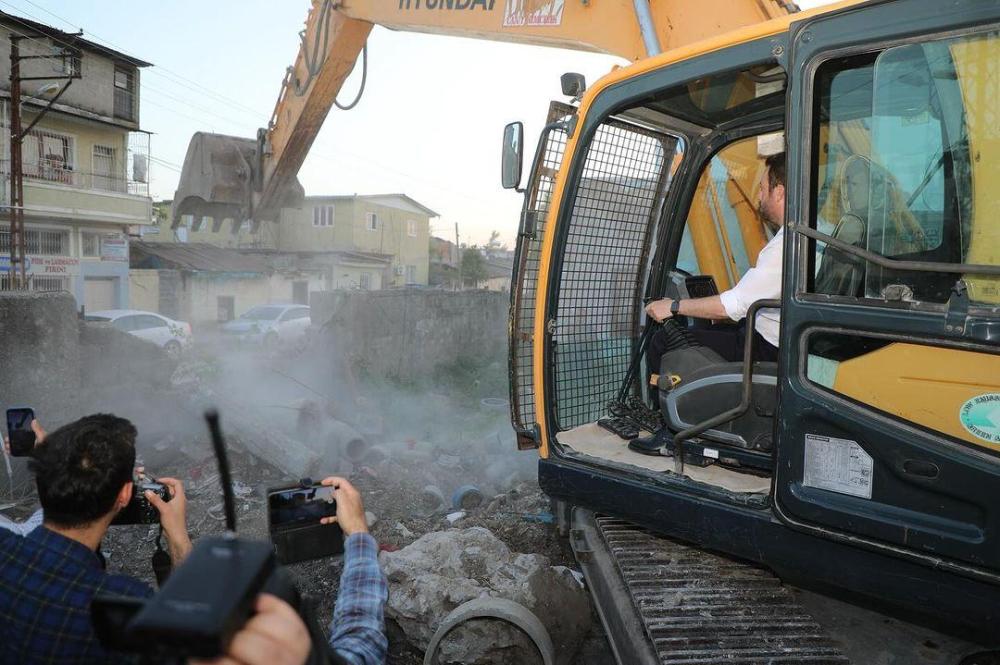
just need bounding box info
[655,324,778,454]
[815,154,870,298]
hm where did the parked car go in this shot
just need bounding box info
[86,309,192,358]
[220,304,311,348]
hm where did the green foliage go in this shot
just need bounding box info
[461,247,488,287]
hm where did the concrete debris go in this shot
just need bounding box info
[379,527,590,665]
[445,511,466,524]
[365,511,377,529]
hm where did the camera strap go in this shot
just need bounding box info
[152,526,172,587]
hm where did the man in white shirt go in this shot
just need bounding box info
[630,152,785,456]
[646,151,785,358]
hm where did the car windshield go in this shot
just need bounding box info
[84,315,112,322]
[240,306,283,321]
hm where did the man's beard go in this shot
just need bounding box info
[757,201,778,231]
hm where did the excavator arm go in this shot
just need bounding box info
[172,0,796,228]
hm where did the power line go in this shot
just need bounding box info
[1,0,267,120]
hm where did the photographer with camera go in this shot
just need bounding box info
[0,413,192,664]
[196,476,387,665]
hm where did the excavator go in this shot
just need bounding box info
[173,0,1000,661]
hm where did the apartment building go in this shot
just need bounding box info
[0,12,152,310]
[172,193,435,290]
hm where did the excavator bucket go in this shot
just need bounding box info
[171,132,304,230]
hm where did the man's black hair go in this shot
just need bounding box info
[31,414,137,528]
[765,152,786,190]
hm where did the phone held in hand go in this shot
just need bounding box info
[267,480,344,564]
[6,407,35,457]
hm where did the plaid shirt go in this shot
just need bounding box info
[329,532,388,665]
[0,526,153,665]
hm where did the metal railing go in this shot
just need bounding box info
[0,159,149,197]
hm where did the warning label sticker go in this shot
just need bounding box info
[803,434,873,499]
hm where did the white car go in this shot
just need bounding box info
[220,304,311,348]
[86,309,192,358]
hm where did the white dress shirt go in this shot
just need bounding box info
[718,227,783,347]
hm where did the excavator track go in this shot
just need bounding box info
[571,511,851,665]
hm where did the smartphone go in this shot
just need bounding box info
[267,483,337,528]
[267,481,344,564]
[6,407,35,457]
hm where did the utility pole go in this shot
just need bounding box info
[454,222,461,291]
[4,32,81,290]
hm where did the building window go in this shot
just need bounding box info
[313,205,334,227]
[1,227,68,256]
[405,265,417,283]
[2,227,71,256]
[114,66,136,121]
[92,145,120,192]
[359,272,372,290]
[366,212,379,231]
[21,130,74,185]
[82,232,100,258]
[407,219,417,237]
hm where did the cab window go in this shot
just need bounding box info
[809,30,1000,306]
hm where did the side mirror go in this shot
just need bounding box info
[501,122,524,190]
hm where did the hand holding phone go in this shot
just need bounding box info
[6,408,37,457]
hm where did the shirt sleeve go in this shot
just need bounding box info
[718,230,784,322]
[329,533,388,665]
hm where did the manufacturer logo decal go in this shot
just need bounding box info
[959,393,1000,444]
[503,0,565,26]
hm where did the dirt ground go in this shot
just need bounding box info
[0,338,613,664]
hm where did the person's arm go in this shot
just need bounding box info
[645,295,728,323]
[146,477,193,565]
[320,477,388,665]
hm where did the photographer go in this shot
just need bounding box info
[197,476,387,665]
[0,414,192,664]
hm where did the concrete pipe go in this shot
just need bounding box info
[322,419,369,464]
[423,597,555,665]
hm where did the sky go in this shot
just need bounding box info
[0,0,834,247]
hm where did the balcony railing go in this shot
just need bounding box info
[0,159,149,197]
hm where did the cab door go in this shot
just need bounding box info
[508,102,575,449]
[776,0,1000,573]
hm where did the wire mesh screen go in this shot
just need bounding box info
[509,102,576,436]
[551,120,675,430]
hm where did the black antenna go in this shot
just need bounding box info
[205,409,237,533]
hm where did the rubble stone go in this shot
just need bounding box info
[380,527,590,665]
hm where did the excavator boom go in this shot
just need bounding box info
[172,0,796,227]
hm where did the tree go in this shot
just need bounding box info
[461,247,488,288]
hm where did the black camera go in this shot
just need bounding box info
[111,473,170,525]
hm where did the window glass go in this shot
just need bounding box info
[133,315,165,330]
[113,316,136,332]
[679,135,774,290]
[82,232,100,257]
[810,31,999,305]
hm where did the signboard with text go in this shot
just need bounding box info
[101,235,129,262]
[0,254,80,275]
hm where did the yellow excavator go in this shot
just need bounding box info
[175,0,1000,661]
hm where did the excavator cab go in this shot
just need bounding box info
[509,0,1000,650]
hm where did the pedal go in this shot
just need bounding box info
[598,417,639,440]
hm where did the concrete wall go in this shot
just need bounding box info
[129,269,160,312]
[311,289,508,382]
[0,292,81,414]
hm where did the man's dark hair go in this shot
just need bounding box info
[765,152,786,190]
[31,414,137,528]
